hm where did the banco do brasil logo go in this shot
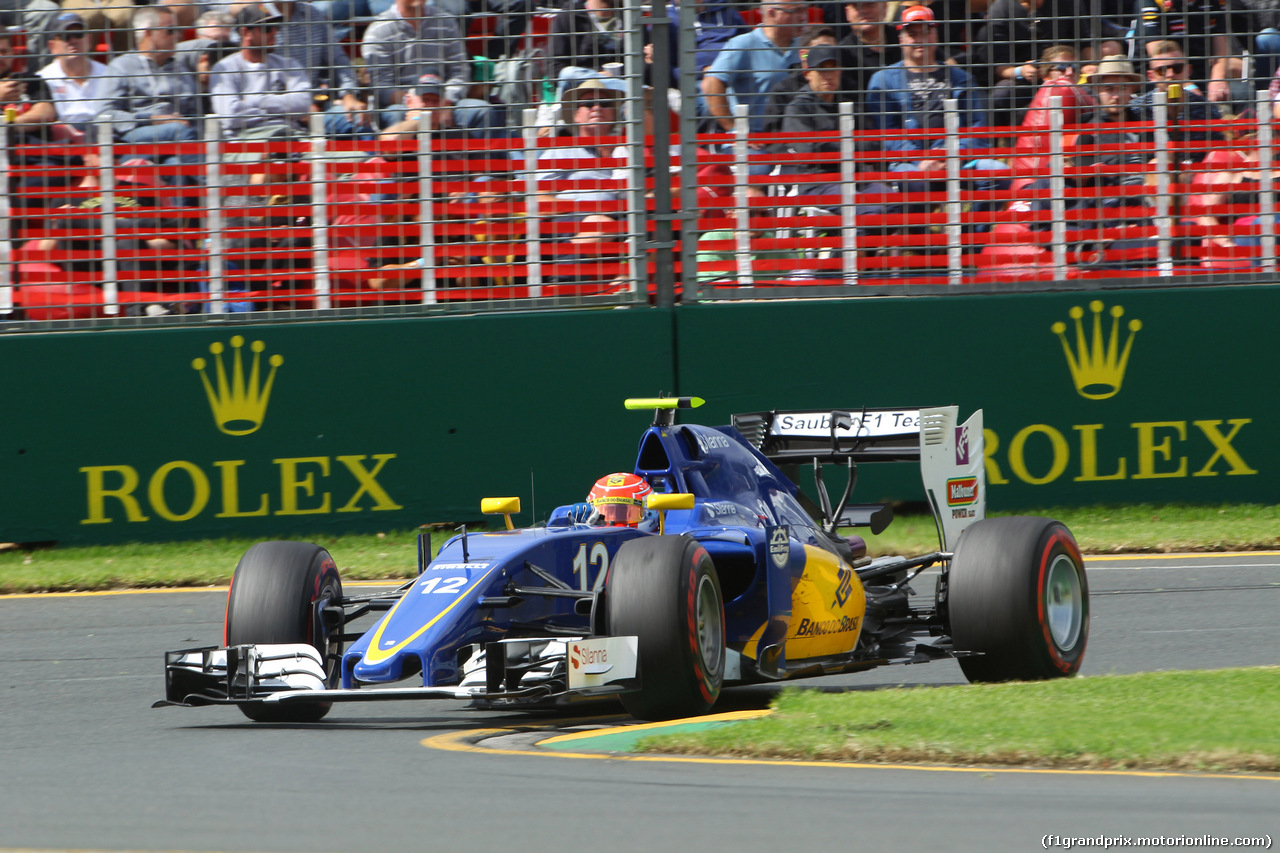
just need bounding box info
[192,335,283,435]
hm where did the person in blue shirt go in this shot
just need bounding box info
[863,5,1004,175]
[700,0,809,135]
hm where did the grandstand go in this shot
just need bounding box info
[1,0,1277,326]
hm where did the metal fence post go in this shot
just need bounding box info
[840,100,858,287]
[732,103,752,287]
[676,0,699,303]
[1152,91,1174,276]
[204,116,226,314]
[417,110,437,304]
[0,114,11,316]
[944,99,961,285]
[97,120,119,315]
[308,112,331,311]
[622,0,645,299]
[1258,89,1276,273]
[521,107,543,297]
[1049,96,1067,279]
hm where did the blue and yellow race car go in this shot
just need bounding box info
[158,397,1089,722]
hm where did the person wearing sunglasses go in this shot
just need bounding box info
[1130,40,1223,163]
[30,14,117,129]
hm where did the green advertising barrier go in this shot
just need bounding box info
[0,310,676,544]
[676,286,1280,509]
[3,286,1277,545]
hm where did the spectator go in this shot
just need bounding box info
[210,3,312,140]
[550,0,625,82]
[863,5,1005,173]
[1241,0,1280,83]
[1131,0,1245,103]
[545,213,630,292]
[536,77,624,206]
[656,0,748,83]
[31,13,123,136]
[1131,40,1224,162]
[54,0,136,54]
[1056,56,1164,263]
[760,26,841,135]
[362,0,498,134]
[0,29,44,138]
[105,6,200,145]
[837,0,899,101]
[375,72,461,140]
[779,43,845,197]
[700,0,809,135]
[269,0,364,124]
[971,0,1091,92]
[1008,49,1095,187]
[1059,57,1149,214]
[988,43,1078,130]
[175,11,236,76]
[483,0,540,61]
[23,176,205,315]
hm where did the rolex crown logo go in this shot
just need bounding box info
[1051,301,1141,400]
[192,336,284,435]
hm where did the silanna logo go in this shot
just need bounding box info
[192,336,284,436]
[1051,301,1141,400]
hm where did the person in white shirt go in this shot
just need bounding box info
[31,13,121,132]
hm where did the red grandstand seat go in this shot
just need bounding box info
[16,273,107,321]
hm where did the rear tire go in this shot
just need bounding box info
[946,517,1088,683]
[606,536,725,721]
[225,541,344,722]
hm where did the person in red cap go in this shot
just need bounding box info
[863,5,1005,175]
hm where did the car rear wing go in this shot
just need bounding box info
[732,407,985,549]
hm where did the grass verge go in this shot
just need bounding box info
[636,668,1280,773]
[863,502,1280,556]
[1,503,1276,594]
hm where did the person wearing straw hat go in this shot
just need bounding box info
[535,76,625,206]
[1083,55,1143,120]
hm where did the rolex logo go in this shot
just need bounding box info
[1051,301,1141,401]
[192,336,284,435]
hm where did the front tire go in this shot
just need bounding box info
[225,541,344,722]
[946,517,1088,683]
[606,536,725,721]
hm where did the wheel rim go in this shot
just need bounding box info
[694,574,723,673]
[1044,554,1083,651]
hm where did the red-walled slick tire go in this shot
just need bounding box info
[225,541,344,722]
[606,536,725,721]
[946,517,1089,683]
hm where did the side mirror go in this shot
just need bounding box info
[481,496,521,530]
[646,492,694,535]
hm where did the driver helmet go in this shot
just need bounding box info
[586,473,653,527]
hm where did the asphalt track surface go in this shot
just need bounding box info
[1,553,1277,853]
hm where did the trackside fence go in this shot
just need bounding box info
[5,0,1280,329]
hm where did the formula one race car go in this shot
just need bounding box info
[157,397,1089,722]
